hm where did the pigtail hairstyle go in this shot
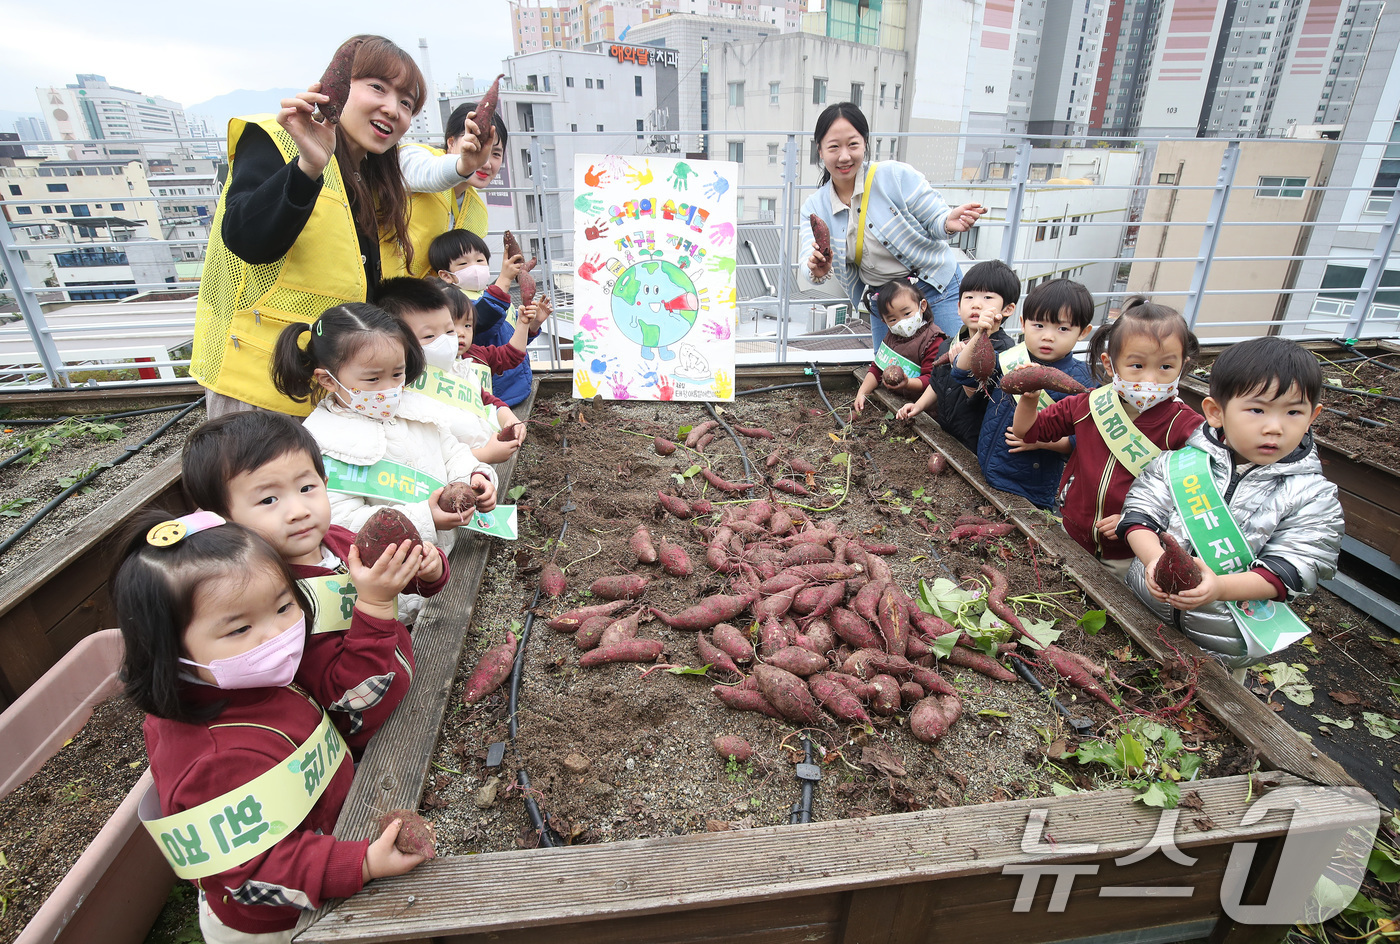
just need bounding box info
[328,36,427,275]
[873,279,925,323]
[1088,295,1200,384]
[271,302,426,403]
[112,511,311,723]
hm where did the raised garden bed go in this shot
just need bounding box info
[297,368,1357,944]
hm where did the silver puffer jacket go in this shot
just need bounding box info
[1117,425,1343,669]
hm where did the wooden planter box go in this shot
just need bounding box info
[1,629,174,944]
[294,373,1358,944]
[0,452,190,708]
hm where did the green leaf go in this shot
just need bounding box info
[1311,714,1354,730]
[666,664,711,676]
[977,709,1010,717]
[678,424,694,436]
[1017,616,1061,652]
[929,632,959,660]
[1177,753,1201,781]
[506,484,527,502]
[830,452,850,467]
[1362,712,1400,740]
[1077,610,1107,635]
[1264,661,1314,706]
[1127,718,1166,744]
[1367,846,1400,884]
[912,487,925,498]
[1075,740,1123,769]
[1135,781,1180,809]
[918,577,977,621]
[1115,731,1147,772]
[1050,783,1078,796]
[681,464,701,479]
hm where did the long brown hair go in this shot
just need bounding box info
[330,35,426,274]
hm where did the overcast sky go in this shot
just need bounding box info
[0,0,517,113]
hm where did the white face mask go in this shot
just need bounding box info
[452,264,493,292]
[326,370,402,419]
[888,312,924,339]
[1112,373,1179,413]
[422,333,458,370]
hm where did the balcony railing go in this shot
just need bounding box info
[3,128,1400,390]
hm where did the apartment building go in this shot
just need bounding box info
[37,74,192,162]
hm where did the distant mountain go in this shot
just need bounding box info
[185,89,301,131]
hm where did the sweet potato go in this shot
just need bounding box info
[598,610,641,649]
[438,481,477,516]
[772,478,811,496]
[701,468,753,494]
[754,664,825,725]
[629,524,659,564]
[712,623,755,663]
[758,616,790,657]
[967,330,995,384]
[713,685,783,719]
[734,425,775,440]
[909,693,963,743]
[590,574,650,600]
[574,614,613,650]
[829,607,882,650]
[353,508,422,566]
[910,607,957,638]
[377,809,436,859]
[863,552,893,583]
[1053,647,1106,679]
[755,584,802,622]
[900,681,925,706]
[765,449,784,469]
[580,638,665,666]
[767,646,828,677]
[649,592,756,630]
[697,632,740,676]
[657,491,693,520]
[876,584,908,658]
[475,74,505,144]
[781,544,835,567]
[713,735,753,762]
[789,457,819,475]
[462,632,517,704]
[999,364,1087,396]
[909,665,956,697]
[850,579,886,622]
[1041,645,1123,714]
[927,453,947,475]
[545,599,630,632]
[540,561,566,598]
[691,499,715,516]
[796,618,836,656]
[695,432,716,452]
[1155,532,1203,594]
[654,436,677,456]
[316,39,363,124]
[942,645,1016,682]
[868,674,902,716]
[810,213,831,257]
[840,647,887,679]
[807,673,871,724]
[518,268,537,308]
[784,561,864,581]
[767,508,795,536]
[947,522,1016,545]
[881,364,907,389]
[658,541,693,577]
[684,420,720,448]
[980,564,1050,648]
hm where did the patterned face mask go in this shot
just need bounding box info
[326,371,402,420]
[1112,373,1179,413]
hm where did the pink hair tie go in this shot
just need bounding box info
[146,510,227,547]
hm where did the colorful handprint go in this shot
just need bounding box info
[584,220,610,241]
[573,333,598,358]
[625,160,654,188]
[709,222,735,247]
[712,369,733,400]
[577,307,609,334]
[701,320,731,341]
[703,172,730,200]
[576,253,604,284]
[655,374,675,400]
[575,192,604,215]
[668,162,697,190]
[606,372,633,399]
[706,254,736,275]
[583,164,609,187]
[574,369,598,398]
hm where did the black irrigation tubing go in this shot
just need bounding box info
[704,402,755,487]
[0,447,33,471]
[0,397,206,558]
[0,401,205,427]
[1322,405,1388,428]
[788,737,817,825]
[1328,338,1400,372]
[1323,383,1400,405]
[735,380,820,396]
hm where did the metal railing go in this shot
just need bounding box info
[5,127,1400,389]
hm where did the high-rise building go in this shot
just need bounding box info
[36,75,192,162]
[510,0,804,55]
[1008,0,1108,138]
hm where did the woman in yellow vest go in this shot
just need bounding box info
[190,35,492,417]
[381,102,508,278]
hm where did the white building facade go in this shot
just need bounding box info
[36,75,192,162]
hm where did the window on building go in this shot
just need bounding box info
[894,84,902,106]
[566,76,575,87]
[879,82,887,106]
[635,76,644,96]
[543,76,552,91]
[1158,172,1177,184]
[16,206,31,215]
[41,205,51,213]
[637,119,645,139]
[1070,215,1080,236]
[768,143,779,164]
[1257,175,1307,198]
[1035,225,1047,241]
[769,81,780,105]
[758,196,776,215]
[596,123,604,132]
[570,123,578,132]
[597,79,604,89]
[728,141,744,163]
[7,185,18,196]
[54,205,66,213]
[47,183,68,192]
[729,81,745,106]
[72,205,91,217]
[850,82,863,108]
[1050,221,1061,239]
[586,78,594,88]
[813,77,827,105]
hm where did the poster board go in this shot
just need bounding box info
[571,154,738,401]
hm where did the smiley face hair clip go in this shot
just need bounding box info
[146,511,227,547]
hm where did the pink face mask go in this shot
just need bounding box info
[181,615,307,690]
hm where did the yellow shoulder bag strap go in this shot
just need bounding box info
[853,162,880,268]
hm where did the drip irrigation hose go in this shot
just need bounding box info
[0,401,205,427]
[704,402,755,485]
[735,380,820,397]
[0,397,205,558]
[788,737,818,824]
[1322,404,1388,428]
[0,447,33,471]
[1329,338,1400,372]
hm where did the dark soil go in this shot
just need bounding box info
[422,386,1245,855]
[0,696,147,942]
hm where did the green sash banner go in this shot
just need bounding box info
[456,359,494,398]
[138,698,348,880]
[300,573,396,633]
[1167,446,1311,658]
[1088,384,1160,478]
[322,456,445,503]
[873,342,920,379]
[998,343,1053,409]
[464,504,518,540]
[408,365,494,421]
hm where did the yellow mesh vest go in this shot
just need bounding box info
[380,143,491,279]
[190,116,366,415]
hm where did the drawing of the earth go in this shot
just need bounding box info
[610,260,700,361]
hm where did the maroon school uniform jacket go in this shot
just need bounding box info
[145,684,369,935]
[292,524,448,755]
[1024,391,1203,560]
